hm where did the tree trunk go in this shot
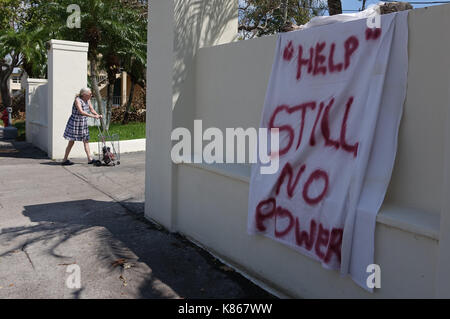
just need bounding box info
[122,80,135,125]
[0,69,13,109]
[105,81,114,131]
[282,0,289,25]
[327,0,342,15]
[89,58,104,129]
[0,79,11,109]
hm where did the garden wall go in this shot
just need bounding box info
[25,40,89,158]
[146,3,450,298]
[26,79,49,153]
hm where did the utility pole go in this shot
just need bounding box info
[361,0,367,11]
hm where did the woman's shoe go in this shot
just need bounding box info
[88,159,95,164]
[61,160,74,166]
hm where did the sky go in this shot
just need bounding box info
[342,0,446,12]
[237,0,449,15]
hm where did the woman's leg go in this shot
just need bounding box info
[83,140,92,161]
[63,140,75,161]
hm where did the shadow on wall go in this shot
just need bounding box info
[28,83,48,127]
[172,0,238,131]
[0,199,273,299]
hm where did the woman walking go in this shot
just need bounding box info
[62,87,102,165]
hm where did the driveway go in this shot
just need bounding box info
[0,140,273,299]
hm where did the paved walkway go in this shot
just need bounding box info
[0,140,273,299]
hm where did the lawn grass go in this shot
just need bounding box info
[89,121,146,142]
[13,120,26,141]
[9,120,145,143]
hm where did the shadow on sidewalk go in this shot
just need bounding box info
[0,141,48,160]
[0,199,274,299]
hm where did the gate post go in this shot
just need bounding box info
[47,40,89,159]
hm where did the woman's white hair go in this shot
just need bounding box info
[79,87,92,96]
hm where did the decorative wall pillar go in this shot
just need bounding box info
[47,39,89,159]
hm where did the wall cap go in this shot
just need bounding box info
[48,39,89,53]
[27,78,48,84]
[179,162,441,241]
[378,206,440,241]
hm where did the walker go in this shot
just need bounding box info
[94,118,120,166]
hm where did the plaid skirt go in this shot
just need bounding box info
[63,114,90,141]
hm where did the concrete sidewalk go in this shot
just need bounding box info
[0,140,273,299]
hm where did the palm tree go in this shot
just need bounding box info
[0,29,47,107]
[0,1,48,109]
[43,0,147,130]
[97,2,146,129]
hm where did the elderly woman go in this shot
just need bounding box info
[61,87,102,165]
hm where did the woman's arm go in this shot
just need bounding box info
[75,98,98,118]
[88,100,100,117]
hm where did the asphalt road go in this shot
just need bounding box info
[0,140,274,299]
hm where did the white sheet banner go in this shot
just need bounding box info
[248,11,408,290]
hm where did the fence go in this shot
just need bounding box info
[145,2,450,298]
[94,96,122,108]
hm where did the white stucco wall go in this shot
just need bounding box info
[175,164,438,298]
[146,3,450,298]
[146,0,238,229]
[26,79,49,153]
